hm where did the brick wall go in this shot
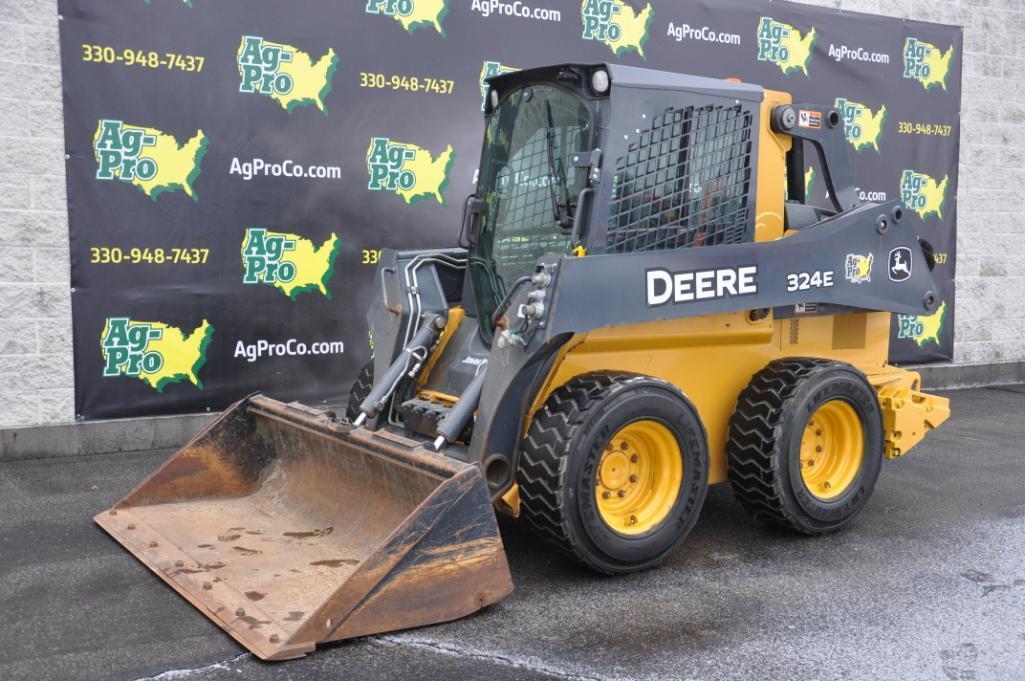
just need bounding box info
[0,0,71,427]
[0,0,1021,427]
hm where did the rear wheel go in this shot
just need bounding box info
[518,372,708,574]
[727,358,883,534]
[345,360,374,422]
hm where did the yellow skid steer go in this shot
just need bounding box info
[98,64,950,660]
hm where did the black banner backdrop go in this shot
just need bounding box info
[58,0,963,420]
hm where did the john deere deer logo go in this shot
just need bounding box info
[888,247,912,282]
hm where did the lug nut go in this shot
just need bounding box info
[174,560,184,567]
[629,474,638,483]
[823,481,832,489]
[816,446,823,453]
[126,524,136,530]
[150,541,159,548]
[109,509,117,516]
[618,490,627,498]
[202,582,212,590]
[235,607,246,617]
[628,515,637,525]
[602,491,611,499]
[815,429,822,436]
[269,634,280,643]
[630,454,638,463]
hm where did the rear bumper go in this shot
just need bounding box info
[867,368,951,459]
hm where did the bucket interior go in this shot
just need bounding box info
[109,406,444,637]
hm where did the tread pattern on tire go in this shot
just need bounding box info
[345,361,374,421]
[727,357,842,534]
[517,371,644,571]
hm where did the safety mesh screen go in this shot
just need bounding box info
[606,104,754,254]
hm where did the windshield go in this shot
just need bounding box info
[470,84,592,344]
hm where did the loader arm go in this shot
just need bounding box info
[539,199,936,338]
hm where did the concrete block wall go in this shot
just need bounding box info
[0,0,72,428]
[0,0,1022,428]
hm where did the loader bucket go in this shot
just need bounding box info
[94,395,513,661]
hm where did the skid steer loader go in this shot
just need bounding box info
[97,63,951,660]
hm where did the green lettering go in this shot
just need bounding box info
[243,228,269,256]
[239,36,265,65]
[96,120,124,151]
[102,317,130,348]
[367,138,392,166]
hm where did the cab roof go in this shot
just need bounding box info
[485,63,763,103]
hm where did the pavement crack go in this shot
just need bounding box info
[372,634,622,681]
[132,653,250,680]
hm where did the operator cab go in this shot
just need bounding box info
[466,64,765,347]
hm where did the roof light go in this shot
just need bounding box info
[490,89,499,109]
[591,69,610,94]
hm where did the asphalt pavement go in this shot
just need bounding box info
[2,386,1024,681]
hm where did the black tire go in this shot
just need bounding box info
[345,360,374,421]
[727,358,884,535]
[518,371,709,574]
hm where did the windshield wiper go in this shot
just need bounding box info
[543,99,574,230]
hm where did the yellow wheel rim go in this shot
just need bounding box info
[799,400,864,501]
[595,420,683,535]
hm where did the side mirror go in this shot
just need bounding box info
[459,194,486,248]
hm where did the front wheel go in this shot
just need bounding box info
[517,372,709,574]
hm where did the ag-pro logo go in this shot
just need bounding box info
[844,253,873,284]
[480,60,519,110]
[580,0,653,59]
[900,170,949,220]
[834,98,886,153]
[237,36,338,114]
[93,120,207,201]
[903,38,954,91]
[101,317,213,392]
[366,137,455,205]
[897,300,947,348]
[365,0,449,36]
[756,17,816,77]
[96,122,156,181]
[242,228,341,300]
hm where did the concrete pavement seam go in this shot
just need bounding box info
[131,653,250,681]
[371,634,673,681]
